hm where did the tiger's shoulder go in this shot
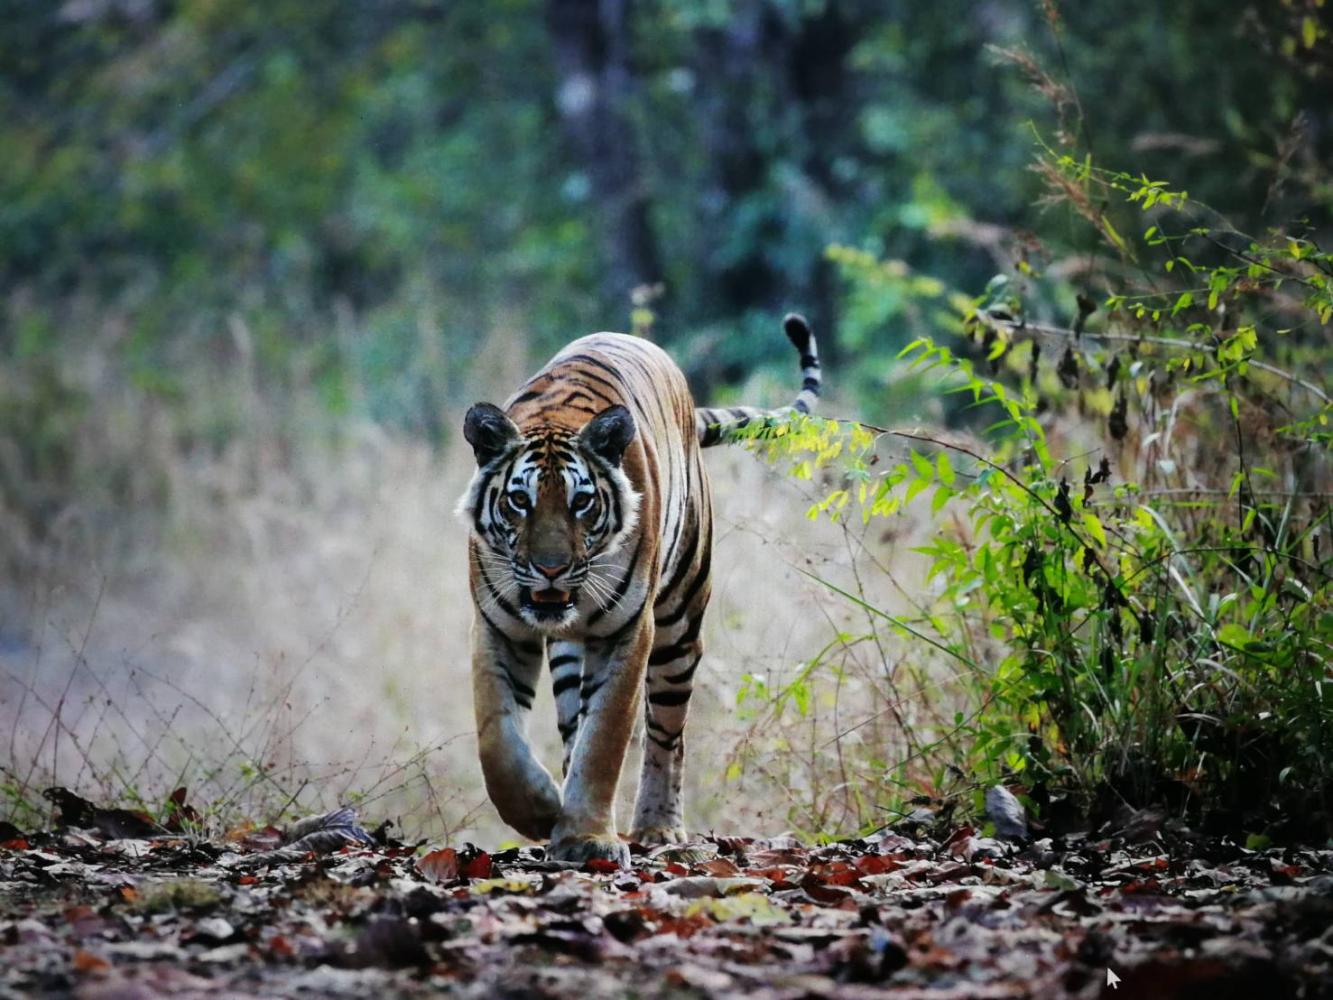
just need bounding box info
[544,333,685,383]
[506,334,694,437]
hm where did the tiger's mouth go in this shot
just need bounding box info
[520,586,577,620]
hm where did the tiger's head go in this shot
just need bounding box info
[457,403,640,630]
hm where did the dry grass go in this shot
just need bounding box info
[1,344,947,844]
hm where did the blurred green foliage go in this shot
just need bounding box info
[2,0,1327,430]
[730,136,1332,839]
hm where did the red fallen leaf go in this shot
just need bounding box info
[1122,877,1163,894]
[63,905,97,923]
[72,949,111,973]
[663,862,689,876]
[0,838,29,851]
[854,854,901,876]
[268,934,295,958]
[653,913,712,939]
[462,850,493,879]
[942,825,976,859]
[583,858,620,874]
[811,861,863,887]
[748,865,799,886]
[117,886,139,903]
[698,858,741,877]
[236,875,258,886]
[416,847,459,882]
[227,822,284,853]
[800,870,857,905]
[942,825,974,849]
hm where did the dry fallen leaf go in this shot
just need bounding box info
[0,794,1327,999]
[416,847,459,882]
[71,949,111,974]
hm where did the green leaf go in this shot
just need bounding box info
[1082,512,1107,549]
[936,451,956,486]
[910,449,935,482]
[1101,214,1127,251]
[1043,869,1081,890]
[931,484,952,514]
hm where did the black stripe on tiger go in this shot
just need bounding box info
[648,614,704,665]
[654,531,711,628]
[551,673,580,698]
[647,689,692,707]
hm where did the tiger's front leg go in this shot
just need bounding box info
[471,617,561,841]
[631,630,702,846]
[548,616,653,866]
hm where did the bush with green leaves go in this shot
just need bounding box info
[730,147,1331,840]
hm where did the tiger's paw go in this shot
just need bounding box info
[488,771,561,842]
[630,825,687,847]
[547,831,630,868]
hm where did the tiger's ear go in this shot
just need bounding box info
[463,403,520,466]
[579,405,636,467]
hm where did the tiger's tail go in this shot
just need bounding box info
[695,313,821,448]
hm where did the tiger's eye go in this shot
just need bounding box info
[507,490,530,513]
[571,492,594,514]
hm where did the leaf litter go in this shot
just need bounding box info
[0,787,1330,999]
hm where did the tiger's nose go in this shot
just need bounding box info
[532,557,570,581]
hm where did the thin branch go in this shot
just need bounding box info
[975,314,1330,403]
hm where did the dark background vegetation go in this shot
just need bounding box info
[5,0,1327,428]
[1,1,1329,843]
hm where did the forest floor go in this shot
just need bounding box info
[1,791,1331,1000]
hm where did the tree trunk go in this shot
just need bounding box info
[546,0,662,318]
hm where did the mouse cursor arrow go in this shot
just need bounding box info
[1106,968,1121,989]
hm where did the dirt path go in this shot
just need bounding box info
[1,802,1330,1000]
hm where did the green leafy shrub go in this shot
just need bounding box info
[731,149,1332,840]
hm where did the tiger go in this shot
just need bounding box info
[457,314,820,865]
